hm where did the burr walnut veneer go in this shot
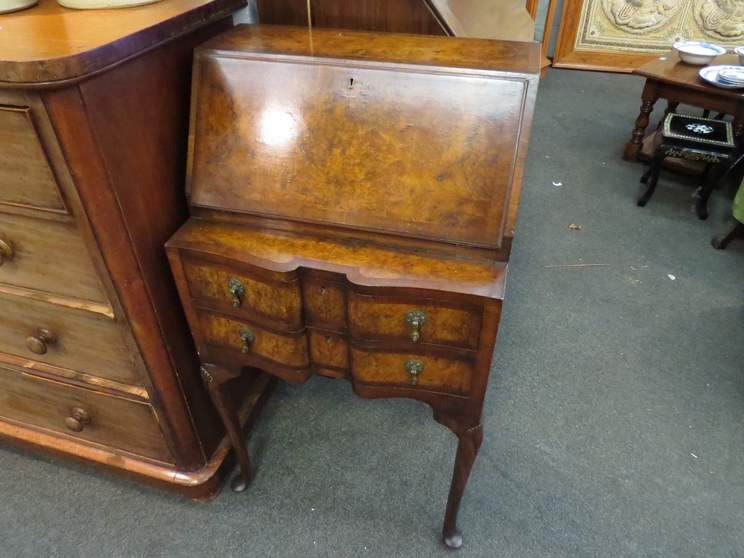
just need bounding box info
[0,0,276,499]
[166,25,539,546]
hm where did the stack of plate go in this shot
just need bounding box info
[699,65,744,89]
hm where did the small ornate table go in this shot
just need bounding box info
[623,51,744,162]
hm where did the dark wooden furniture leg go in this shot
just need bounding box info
[623,80,659,162]
[695,164,725,220]
[733,105,744,143]
[200,364,253,492]
[712,218,744,249]
[638,145,666,206]
[434,413,484,548]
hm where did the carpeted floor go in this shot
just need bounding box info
[1,67,743,558]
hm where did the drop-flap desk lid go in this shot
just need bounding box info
[187,25,540,250]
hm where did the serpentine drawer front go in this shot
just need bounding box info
[167,25,538,548]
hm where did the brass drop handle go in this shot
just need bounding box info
[26,328,57,355]
[227,278,246,308]
[239,328,255,353]
[0,239,13,266]
[64,407,91,433]
[405,359,424,385]
[405,310,427,343]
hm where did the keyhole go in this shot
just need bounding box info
[325,336,331,344]
[320,286,326,295]
[349,78,354,89]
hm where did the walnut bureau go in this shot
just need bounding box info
[0,0,276,498]
[165,25,539,546]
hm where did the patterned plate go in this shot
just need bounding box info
[699,65,744,89]
[717,67,744,84]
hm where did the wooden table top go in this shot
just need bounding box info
[634,51,744,99]
[0,0,245,86]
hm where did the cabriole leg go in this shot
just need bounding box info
[442,422,484,549]
[201,365,253,492]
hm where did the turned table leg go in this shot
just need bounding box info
[201,365,253,492]
[441,421,484,549]
[623,80,659,162]
[712,218,744,249]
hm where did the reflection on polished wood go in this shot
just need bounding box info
[256,0,535,42]
[168,25,539,546]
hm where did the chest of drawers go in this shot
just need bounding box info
[0,0,277,499]
[166,25,539,545]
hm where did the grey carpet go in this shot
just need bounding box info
[1,68,743,558]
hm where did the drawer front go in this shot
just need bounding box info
[348,293,482,350]
[308,329,349,371]
[182,259,301,326]
[302,278,347,328]
[0,364,171,463]
[0,106,66,213]
[0,212,108,304]
[0,292,139,385]
[350,346,473,396]
[197,311,309,368]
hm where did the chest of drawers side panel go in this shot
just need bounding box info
[38,29,242,471]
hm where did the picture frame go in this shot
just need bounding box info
[552,0,744,73]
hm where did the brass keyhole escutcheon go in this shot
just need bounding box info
[405,310,427,343]
[404,359,424,385]
[228,278,246,307]
[0,239,13,266]
[239,328,255,353]
[26,327,57,355]
[64,407,91,433]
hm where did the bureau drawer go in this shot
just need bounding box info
[348,293,482,350]
[196,310,309,369]
[308,329,349,372]
[0,291,139,385]
[0,106,66,213]
[350,346,473,396]
[0,364,171,463]
[0,212,108,304]
[182,259,302,326]
[302,278,347,328]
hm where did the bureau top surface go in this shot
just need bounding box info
[168,219,507,299]
[0,0,244,86]
[189,25,540,251]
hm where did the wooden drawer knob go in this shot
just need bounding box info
[239,328,254,353]
[25,327,57,355]
[405,310,427,342]
[64,407,91,432]
[0,239,13,266]
[405,359,424,385]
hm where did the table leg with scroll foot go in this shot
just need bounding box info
[712,218,744,249]
[638,146,665,206]
[441,421,484,549]
[200,365,253,492]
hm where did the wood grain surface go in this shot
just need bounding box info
[0,363,170,463]
[0,212,109,304]
[0,106,66,213]
[0,290,140,385]
[0,0,247,85]
[171,220,507,298]
[349,346,474,395]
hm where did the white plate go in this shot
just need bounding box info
[718,68,744,84]
[699,65,744,89]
